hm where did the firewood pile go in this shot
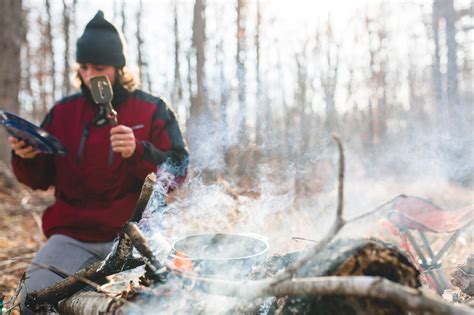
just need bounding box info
[3,138,473,314]
[48,232,420,314]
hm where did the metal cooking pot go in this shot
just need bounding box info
[168,233,268,279]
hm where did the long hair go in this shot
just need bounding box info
[74,66,139,92]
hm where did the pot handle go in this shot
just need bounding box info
[239,232,268,243]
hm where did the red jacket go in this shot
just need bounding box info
[12,86,188,242]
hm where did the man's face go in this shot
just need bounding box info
[79,63,117,90]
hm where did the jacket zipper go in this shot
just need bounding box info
[77,125,90,163]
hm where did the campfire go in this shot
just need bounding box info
[19,138,474,314]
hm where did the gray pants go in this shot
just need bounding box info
[19,234,114,314]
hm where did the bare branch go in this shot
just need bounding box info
[123,222,167,276]
[4,273,24,315]
[270,135,346,284]
[333,135,345,225]
[183,275,473,315]
[3,302,20,315]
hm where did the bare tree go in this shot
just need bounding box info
[120,1,126,38]
[442,0,459,109]
[294,41,311,161]
[236,0,248,144]
[432,0,444,114]
[365,9,388,143]
[215,7,229,147]
[320,19,340,133]
[172,1,183,104]
[254,0,263,146]
[136,0,152,92]
[36,14,52,121]
[0,0,25,162]
[432,0,461,122]
[190,0,207,117]
[186,0,210,163]
[62,0,74,96]
[45,0,56,101]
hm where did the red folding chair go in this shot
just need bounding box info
[384,195,473,294]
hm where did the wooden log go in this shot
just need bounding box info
[25,173,157,312]
[59,292,124,315]
[248,238,421,314]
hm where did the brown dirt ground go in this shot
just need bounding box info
[0,164,53,314]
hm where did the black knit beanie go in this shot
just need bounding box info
[76,10,126,67]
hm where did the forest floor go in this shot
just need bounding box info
[0,162,472,314]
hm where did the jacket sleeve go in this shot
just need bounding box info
[11,110,56,190]
[127,98,188,186]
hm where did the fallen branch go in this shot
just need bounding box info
[185,275,473,315]
[25,235,143,311]
[272,135,346,284]
[24,173,158,311]
[123,222,167,276]
[4,273,24,315]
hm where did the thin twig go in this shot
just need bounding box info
[291,236,318,243]
[28,262,123,298]
[345,194,406,222]
[270,135,347,285]
[3,302,20,315]
[4,273,24,315]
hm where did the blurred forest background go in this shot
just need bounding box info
[0,0,472,190]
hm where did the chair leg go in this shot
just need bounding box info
[405,231,449,294]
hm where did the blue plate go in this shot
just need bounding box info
[0,110,67,156]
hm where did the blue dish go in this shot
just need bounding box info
[0,110,67,156]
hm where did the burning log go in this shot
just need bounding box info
[451,253,474,296]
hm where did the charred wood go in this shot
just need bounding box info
[24,173,157,312]
[24,233,143,312]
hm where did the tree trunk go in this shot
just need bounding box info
[136,0,152,93]
[172,1,183,104]
[190,0,207,117]
[320,20,339,133]
[432,0,444,116]
[443,0,459,109]
[0,0,25,163]
[236,0,248,144]
[45,0,56,101]
[255,0,263,146]
[62,0,71,96]
[186,0,213,172]
[120,1,126,39]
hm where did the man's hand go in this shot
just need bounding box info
[8,136,40,159]
[110,125,136,158]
